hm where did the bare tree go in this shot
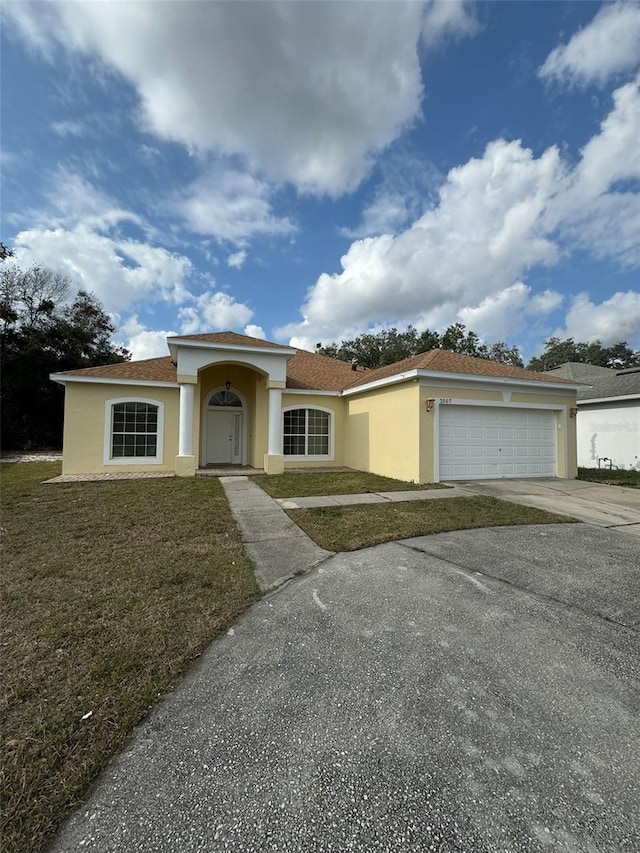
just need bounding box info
[0,265,71,329]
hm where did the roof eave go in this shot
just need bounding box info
[342,368,580,396]
[50,374,178,388]
[167,336,296,361]
[578,394,640,405]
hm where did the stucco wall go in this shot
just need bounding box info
[281,393,346,468]
[61,383,179,475]
[577,400,639,470]
[345,383,421,482]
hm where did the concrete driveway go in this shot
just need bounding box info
[458,478,640,534]
[51,524,639,852]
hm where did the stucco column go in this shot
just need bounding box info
[176,382,196,476]
[267,388,283,454]
[264,387,284,474]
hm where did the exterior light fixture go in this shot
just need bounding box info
[225,380,232,391]
[569,406,578,418]
[425,397,435,413]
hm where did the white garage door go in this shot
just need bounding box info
[439,406,557,480]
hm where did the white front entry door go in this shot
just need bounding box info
[205,410,243,465]
[439,406,557,480]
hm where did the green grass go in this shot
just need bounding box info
[286,496,575,552]
[0,463,259,853]
[250,470,448,498]
[577,466,640,488]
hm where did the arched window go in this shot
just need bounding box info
[283,407,333,459]
[104,398,164,464]
[208,389,243,407]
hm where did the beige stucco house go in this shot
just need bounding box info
[51,331,580,482]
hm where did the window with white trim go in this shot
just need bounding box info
[104,398,164,465]
[283,408,331,458]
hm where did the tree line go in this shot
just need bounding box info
[1,265,129,450]
[317,324,639,372]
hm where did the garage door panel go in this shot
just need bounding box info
[439,406,557,480]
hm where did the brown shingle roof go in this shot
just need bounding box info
[286,349,367,391]
[55,357,177,382]
[344,349,577,389]
[169,331,290,349]
[53,333,576,390]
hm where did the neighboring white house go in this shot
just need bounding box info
[546,363,640,471]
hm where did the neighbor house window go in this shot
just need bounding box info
[104,398,164,465]
[283,407,332,459]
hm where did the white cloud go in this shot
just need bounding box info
[539,3,640,87]
[11,170,193,313]
[178,170,293,244]
[551,75,640,265]
[458,283,563,341]
[8,1,436,196]
[421,0,479,49]
[555,291,640,347]
[343,194,414,240]
[341,153,441,238]
[278,138,562,346]
[227,250,247,269]
[280,77,640,350]
[119,318,176,360]
[13,225,192,313]
[178,291,253,335]
[50,119,88,137]
[560,192,640,268]
[569,76,640,199]
[244,324,266,341]
[43,168,146,233]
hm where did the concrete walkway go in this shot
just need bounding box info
[223,481,475,590]
[220,477,333,590]
[275,485,471,509]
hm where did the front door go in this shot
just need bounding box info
[206,410,243,465]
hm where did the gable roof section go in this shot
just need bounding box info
[546,362,616,382]
[286,349,366,391]
[576,369,640,402]
[545,362,640,401]
[345,348,576,389]
[54,356,177,382]
[168,331,288,350]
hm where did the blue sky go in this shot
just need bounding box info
[2,0,639,361]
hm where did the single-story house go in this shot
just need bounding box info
[545,362,639,470]
[51,331,580,482]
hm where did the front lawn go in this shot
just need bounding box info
[577,466,640,488]
[250,470,448,498]
[0,463,259,853]
[286,496,576,552]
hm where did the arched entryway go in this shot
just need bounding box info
[202,387,246,465]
